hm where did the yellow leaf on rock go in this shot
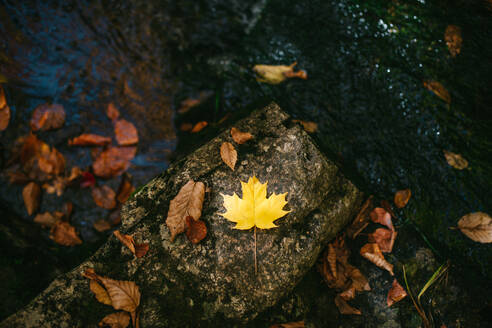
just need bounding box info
[220,176,290,230]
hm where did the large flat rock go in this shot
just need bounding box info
[1,102,362,327]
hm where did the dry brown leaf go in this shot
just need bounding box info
[180,123,193,132]
[42,176,66,197]
[30,103,65,131]
[34,212,61,228]
[368,228,397,253]
[327,243,337,278]
[334,294,361,315]
[230,127,253,144]
[0,85,10,131]
[166,180,205,242]
[90,280,113,306]
[134,243,149,258]
[92,185,117,209]
[116,173,135,204]
[370,207,394,231]
[347,265,371,292]
[22,182,41,215]
[443,150,468,170]
[69,134,112,146]
[185,216,207,244]
[423,80,451,104]
[107,103,120,122]
[339,286,356,301]
[38,146,65,176]
[114,119,138,146]
[93,219,112,232]
[93,146,137,178]
[190,121,208,133]
[49,221,82,246]
[269,321,305,328]
[457,212,492,243]
[220,142,237,171]
[394,189,411,208]
[292,119,317,133]
[113,230,149,258]
[360,243,394,275]
[98,277,140,319]
[108,207,122,226]
[387,279,407,307]
[98,312,130,328]
[380,199,397,219]
[253,62,307,84]
[347,196,373,238]
[444,25,462,57]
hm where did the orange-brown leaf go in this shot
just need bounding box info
[30,103,65,131]
[42,176,66,197]
[34,212,61,228]
[292,119,317,133]
[443,150,468,170]
[444,25,462,57]
[334,294,361,315]
[6,171,30,184]
[370,207,394,231]
[116,174,135,204]
[0,85,10,131]
[90,280,113,306]
[339,286,356,301]
[93,219,112,232]
[49,221,82,246]
[269,321,305,328]
[185,216,207,244]
[98,312,130,328]
[230,127,253,144]
[107,103,120,121]
[113,230,136,254]
[177,92,211,114]
[93,146,137,178]
[190,121,208,133]
[166,180,205,242]
[423,81,451,104]
[134,243,149,258]
[387,279,407,307]
[347,265,371,292]
[394,189,411,208]
[92,185,117,209]
[347,196,373,238]
[179,123,193,132]
[368,228,397,253]
[360,243,394,275]
[220,142,237,171]
[114,119,138,146]
[457,212,492,243]
[37,145,65,176]
[22,182,41,215]
[327,243,337,278]
[69,134,112,146]
[98,277,141,313]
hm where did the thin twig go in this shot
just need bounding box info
[254,226,257,275]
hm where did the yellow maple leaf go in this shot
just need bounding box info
[220,176,290,230]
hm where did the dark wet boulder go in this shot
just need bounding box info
[1,102,362,327]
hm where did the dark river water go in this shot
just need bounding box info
[1,0,491,308]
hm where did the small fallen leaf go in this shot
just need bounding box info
[67,167,82,183]
[423,80,451,104]
[368,228,397,253]
[387,279,407,307]
[292,119,317,133]
[34,212,61,228]
[42,176,66,196]
[93,219,112,232]
[179,123,193,132]
[339,287,356,301]
[360,243,394,275]
[253,62,307,84]
[166,180,205,242]
[0,85,10,131]
[62,202,73,219]
[69,134,112,146]
[114,119,138,146]
[185,216,207,244]
[347,196,373,238]
[92,185,117,209]
[327,243,337,278]
[81,171,96,188]
[113,230,149,258]
[380,199,397,220]
[107,103,120,121]
[457,212,492,243]
[394,189,411,208]
[444,25,462,57]
[116,173,135,204]
[22,182,41,215]
[190,121,208,133]
[370,207,394,231]
[90,280,113,306]
[220,142,237,171]
[98,312,130,328]
[98,277,140,325]
[30,103,65,131]
[134,243,149,258]
[177,92,212,114]
[49,221,82,246]
[334,294,361,315]
[443,150,468,170]
[230,127,253,144]
[347,265,371,292]
[269,321,305,328]
[93,146,137,178]
[108,207,122,226]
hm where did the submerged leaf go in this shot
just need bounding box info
[69,134,112,146]
[0,85,10,131]
[423,81,451,104]
[230,127,253,144]
[116,173,135,204]
[114,119,138,146]
[457,212,492,243]
[93,219,112,232]
[34,212,61,228]
[107,103,120,121]
[220,142,237,171]
[30,103,65,131]
[190,121,208,133]
[443,150,468,170]
[444,25,462,57]
[92,185,117,209]
[93,147,137,178]
[269,321,305,328]
[387,279,407,307]
[394,189,411,208]
[49,221,82,246]
[22,182,41,215]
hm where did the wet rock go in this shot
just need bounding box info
[1,103,362,327]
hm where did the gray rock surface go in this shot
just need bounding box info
[1,102,363,327]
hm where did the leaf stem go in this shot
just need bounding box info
[254,226,257,275]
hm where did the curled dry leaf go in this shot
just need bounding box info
[253,62,307,84]
[334,294,361,315]
[185,216,207,244]
[98,312,130,328]
[114,119,138,146]
[113,230,149,258]
[457,212,492,243]
[327,243,337,278]
[92,185,117,209]
[292,119,317,133]
[423,80,451,104]
[443,150,468,170]
[368,228,397,253]
[347,196,373,238]
[34,212,61,228]
[370,207,394,231]
[0,85,10,131]
[360,243,394,275]
[116,173,135,204]
[444,25,462,57]
[387,279,407,307]
[50,221,82,246]
[220,142,237,171]
[190,121,208,133]
[30,103,65,131]
[90,280,113,306]
[230,127,253,144]
[69,134,112,146]
[93,219,112,232]
[107,103,120,121]
[394,189,411,208]
[22,182,41,215]
[93,146,137,178]
[166,180,205,242]
[269,321,305,328]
